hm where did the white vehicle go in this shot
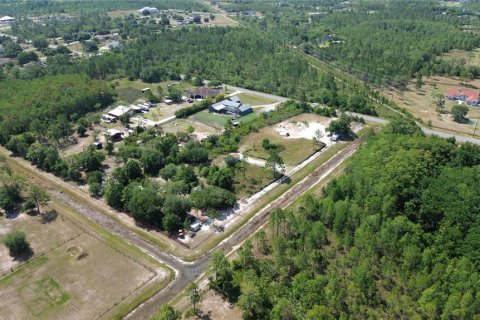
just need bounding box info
[190,222,201,232]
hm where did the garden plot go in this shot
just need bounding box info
[0,232,157,320]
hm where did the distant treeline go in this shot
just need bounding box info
[0,0,207,15]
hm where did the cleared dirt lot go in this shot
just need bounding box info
[240,113,331,165]
[0,231,157,320]
[182,289,242,320]
[387,76,480,136]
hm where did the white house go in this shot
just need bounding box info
[0,16,15,24]
[108,105,133,119]
[137,7,158,14]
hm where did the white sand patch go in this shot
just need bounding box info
[274,120,333,146]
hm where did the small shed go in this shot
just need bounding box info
[105,129,124,142]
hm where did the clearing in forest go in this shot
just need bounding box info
[386,76,480,136]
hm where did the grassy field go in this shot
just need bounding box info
[114,78,161,103]
[441,48,480,67]
[234,163,273,198]
[0,229,156,320]
[385,76,480,136]
[190,110,230,128]
[191,110,259,128]
[0,213,81,274]
[241,128,323,165]
[237,93,275,106]
[238,112,258,124]
[0,193,171,320]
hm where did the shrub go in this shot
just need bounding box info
[4,231,30,256]
[175,100,211,118]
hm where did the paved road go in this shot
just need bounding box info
[215,83,480,145]
[346,112,480,145]
[3,137,362,320]
[223,84,289,103]
[124,139,362,319]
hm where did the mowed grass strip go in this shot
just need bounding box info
[190,110,230,128]
[237,93,275,106]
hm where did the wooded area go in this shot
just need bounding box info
[209,118,480,319]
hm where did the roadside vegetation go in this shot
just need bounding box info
[205,118,480,319]
[3,0,480,319]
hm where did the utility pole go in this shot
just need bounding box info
[474,107,479,138]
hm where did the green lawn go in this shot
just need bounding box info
[238,112,258,124]
[191,111,230,128]
[242,126,325,165]
[191,110,259,128]
[237,93,276,106]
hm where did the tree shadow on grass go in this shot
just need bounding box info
[5,208,21,219]
[12,246,34,262]
[455,117,471,125]
[195,311,212,320]
[280,175,291,184]
[41,210,58,224]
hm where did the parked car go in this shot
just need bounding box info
[190,222,201,232]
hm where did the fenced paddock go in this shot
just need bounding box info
[0,223,159,320]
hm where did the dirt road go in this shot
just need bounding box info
[2,139,361,320]
[123,140,362,319]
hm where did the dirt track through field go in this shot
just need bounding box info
[2,140,361,319]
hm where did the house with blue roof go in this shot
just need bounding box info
[208,96,253,117]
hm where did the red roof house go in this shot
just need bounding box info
[446,88,480,105]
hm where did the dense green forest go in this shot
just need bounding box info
[10,11,172,42]
[242,1,480,85]
[216,0,339,13]
[76,27,376,114]
[0,74,114,144]
[0,0,207,15]
[316,2,480,84]
[209,118,480,319]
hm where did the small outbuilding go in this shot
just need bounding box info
[92,141,103,149]
[105,129,124,142]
